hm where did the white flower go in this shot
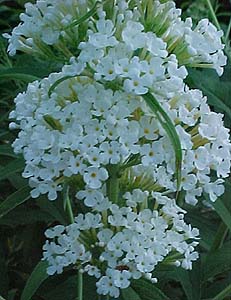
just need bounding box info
[185,188,202,205]
[194,146,209,170]
[181,249,199,270]
[64,154,86,176]
[96,274,120,298]
[84,265,101,278]
[145,32,168,58]
[140,142,164,166]
[123,189,149,207]
[123,76,148,95]
[89,19,118,48]
[113,270,131,288]
[45,225,65,238]
[139,115,159,140]
[97,229,114,244]
[114,57,140,78]
[100,141,121,164]
[181,171,197,191]
[199,112,224,140]
[122,21,146,50]
[136,250,157,273]
[83,166,108,189]
[204,179,225,202]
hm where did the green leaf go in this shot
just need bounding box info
[48,75,74,97]
[202,242,231,281]
[212,198,231,231]
[37,196,68,224]
[121,287,141,300]
[37,275,79,300]
[7,290,18,300]
[143,92,182,191]
[0,145,18,158]
[213,283,231,300]
[0,68,40,82]
[0,158,24,181]
[66,1,100,29]
[0,185,31,218]
[209,222,228,252]
[187,69,231,121]
[202,276,231,300]
[0,207,54,226]
[132,278,170,300]
[38,274,99,300]
[174,263,201,300]
[21,261,49,300]
[0,246,8,297]
[186,210,217,250]
[154,263,201,300]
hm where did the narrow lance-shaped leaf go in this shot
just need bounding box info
[143,92,182,191]
[174,265,201,300]
[187,69,231,121]
[21,261,49,300]
[0,158,25,181]
[0,185,31,218]
[132,278,170,300]
[212,199,231,232]
[48,75,74,97]
[0,68,40,82]
[66,0,111,30]
[0,145,18,158]
[48,67,94,97]
[66,1,100,29]
[121,287,141,300]
[213,283,231,300]
[202,242,231,281]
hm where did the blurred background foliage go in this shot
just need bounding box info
[0,1,231,300]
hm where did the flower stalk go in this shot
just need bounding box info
[65,186,83,300]
[106,165,120,204]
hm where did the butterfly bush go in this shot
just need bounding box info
[6,0,231,298]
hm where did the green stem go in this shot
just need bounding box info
[213,283,231,300]
[78,271,83,300]
[106,165,120,203]
[65,187,75,224]
[225,17,231,43]
[64,186,83,300]
[205,0,221,31]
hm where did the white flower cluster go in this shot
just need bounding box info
[7,0,231,297]
[43,192,199,298]
[147,1,227,75]
[10,73,231,204]
[3,0,87,56]
[4,0,226,75]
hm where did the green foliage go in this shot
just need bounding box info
[132,278,170,300]
[187,68,231,127]
[143,92,182,191]
[121,287,142,300]
[21,261,49,300]
[0,67,40,82]
[0,1,230,300]
[0,186,31,218]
